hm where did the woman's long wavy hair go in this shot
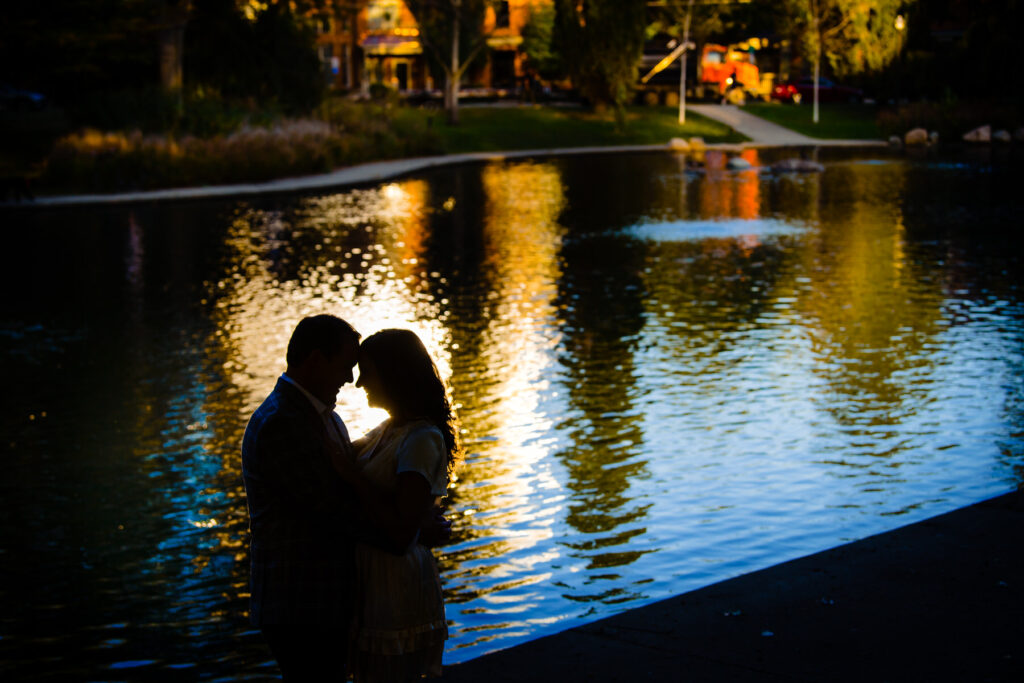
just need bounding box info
[359,329,461,479]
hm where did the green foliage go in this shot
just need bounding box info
[554,0,647,124]
[72,87,282,138]
[0,0,325,123]
[646,0,788,56]
[187,0,325,114]
[0,0,160,104]
[521,2,562,80]
[404,0,493,81]
[368,83,402,103]
[250,3,326,113]
[783,0,908,79]
[646,1,727,46]
[880,0,1024,103]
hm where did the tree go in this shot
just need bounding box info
[646,0,730,49]
[520,1,562,83]
[158,0,193,111]
[554,0,647,127]
[185,0,325,113]
[784,0,909,122]
[0,1,160,104]
[405,0,494,124]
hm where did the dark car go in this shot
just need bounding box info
[794,77,863,103]
[0,84,47,111]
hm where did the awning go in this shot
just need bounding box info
[361,34,422,56]
[487,35,523,50]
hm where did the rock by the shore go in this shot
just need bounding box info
[726,156,753,170]
[771,158,825,173]
[929,131,940,145]
[963,125,991,143]
[888,135,902,147]
[669,137,690,151]
[993,129,1012,143]
[904,128,929,146]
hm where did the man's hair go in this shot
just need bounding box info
[286,315,360,367]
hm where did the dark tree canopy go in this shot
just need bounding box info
[404,0,493,85]
[520,1,562,81]
[0,0,159,103]
[555,0,647,121]
[0,0,324,117]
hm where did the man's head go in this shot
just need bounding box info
[285,315,360,405]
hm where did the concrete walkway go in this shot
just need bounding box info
[4,107,887,209]
[442,489,1023,682]
[1,146,669,209]
[687,104,884,147]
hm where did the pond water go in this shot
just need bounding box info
[3,147,1023,679]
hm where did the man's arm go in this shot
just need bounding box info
[254,415,352,521]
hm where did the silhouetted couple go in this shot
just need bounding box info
[241,315,460,681]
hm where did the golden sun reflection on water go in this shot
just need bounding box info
[442,161,569,615]
[210,180,450,438]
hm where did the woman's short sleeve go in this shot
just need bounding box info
[396,425,448,497]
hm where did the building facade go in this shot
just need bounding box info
[311,0,543,95]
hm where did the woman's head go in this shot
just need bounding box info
[357,329,461,474]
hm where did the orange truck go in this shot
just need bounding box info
[699,43,764,104]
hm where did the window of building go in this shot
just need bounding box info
[496,1,510,28]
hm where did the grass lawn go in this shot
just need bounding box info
[743,102,883,140]
[428,104,746,154]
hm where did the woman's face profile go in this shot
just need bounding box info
[355,354,388,411]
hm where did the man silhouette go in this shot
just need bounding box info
[241,314,363,680]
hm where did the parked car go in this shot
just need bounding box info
[771,82,803,104]
[0,84,47,111]
[772,77,863,104]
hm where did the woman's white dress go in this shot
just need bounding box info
[350,419,449,682]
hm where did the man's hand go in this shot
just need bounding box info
[328,444,359,483]
[418,506,453,548]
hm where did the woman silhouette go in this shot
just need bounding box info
[332,328,460,682]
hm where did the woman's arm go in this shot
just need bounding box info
[328,442,434,551]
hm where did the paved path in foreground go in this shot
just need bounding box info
[442,490,1023,682]
[5,106,886,209]
[4,147,671,208]
[687,103,884,147]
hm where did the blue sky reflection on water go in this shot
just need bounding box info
[1,148,1022,676]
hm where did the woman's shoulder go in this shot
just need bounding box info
[396,421,448,493]
[403,418,443,437]
[402,420,445,448]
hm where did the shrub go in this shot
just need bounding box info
[41,103,444,193]
[73,87,282,138]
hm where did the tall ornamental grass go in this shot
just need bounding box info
[42,100,443,193]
